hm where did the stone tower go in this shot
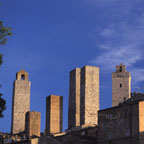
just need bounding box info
[112,63,131,107]
[80,66,99,127]
[25,111,41,138]
[68,68,81,129]
[11,70,31,134]
[46,95,63,135]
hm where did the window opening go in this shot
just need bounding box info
[21,74,25,80]
[120,66,122,72]
[124,110,128,118]
[107,132,112,140]
[106,113,112,120]
[125,128,130,136]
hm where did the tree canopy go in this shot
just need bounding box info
[0,21,12,117]
[0,21,12,45]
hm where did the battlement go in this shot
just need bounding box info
[116,63,126,73]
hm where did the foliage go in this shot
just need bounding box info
[0,21,12,118]
[0,54,2,64]
[0,21,12,45]
[0,93,6,117]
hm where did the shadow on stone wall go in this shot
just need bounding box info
[38,136,61,144]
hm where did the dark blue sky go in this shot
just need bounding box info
[0,0,144,133]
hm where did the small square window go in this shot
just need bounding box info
[106,114,112,120]
[124,110,128,117]
[125,128,130,136]
[107,132,113,140]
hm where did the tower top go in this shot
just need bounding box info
[16,69,29,81]
[116,63,127,73]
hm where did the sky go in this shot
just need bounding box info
[0,0,144,133]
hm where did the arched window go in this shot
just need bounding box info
[21,74,25,80]
[120,66,122,72]
[120,84,122,88]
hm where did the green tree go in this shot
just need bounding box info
[0,21,12,45]
[0,21,12,117]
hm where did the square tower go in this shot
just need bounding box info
[68,68,81,129]
[112,64,131,107]
[46,95,63,135]
[11,70,31,134]
[25,111,41,138]
[80,66,99,127]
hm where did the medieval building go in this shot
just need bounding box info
[98,93,144,144]
[0,64,144,144]
[11,70,31,134]
[46,95,63,136]
[112,63,131,107]
[68,66,99,129]
[68,68,81,129]
[25,111,41,138]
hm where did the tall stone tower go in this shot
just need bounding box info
[25,111,41,138]
[11,70,31,134]
[112,63,131,107]
[46,95,63,135]
[80,66,99,127]
[68,68,81,129]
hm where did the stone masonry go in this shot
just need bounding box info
[68,68,81,129]
[46,95,63,135]
[11,70,31,134]
[112,63,131,107]
[80,66,99,127]
[98,100,144,144]
[25,111,41,138]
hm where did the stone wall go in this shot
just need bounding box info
[139,101,144,144]
[68,68,81,129]
[11,70,31,134]
[25,111,41,138]
[97,101,144,144]
[80,66,99,126]
[46,95,63,135]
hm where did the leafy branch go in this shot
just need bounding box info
[0,21,12,117]
[0,21,12,45]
